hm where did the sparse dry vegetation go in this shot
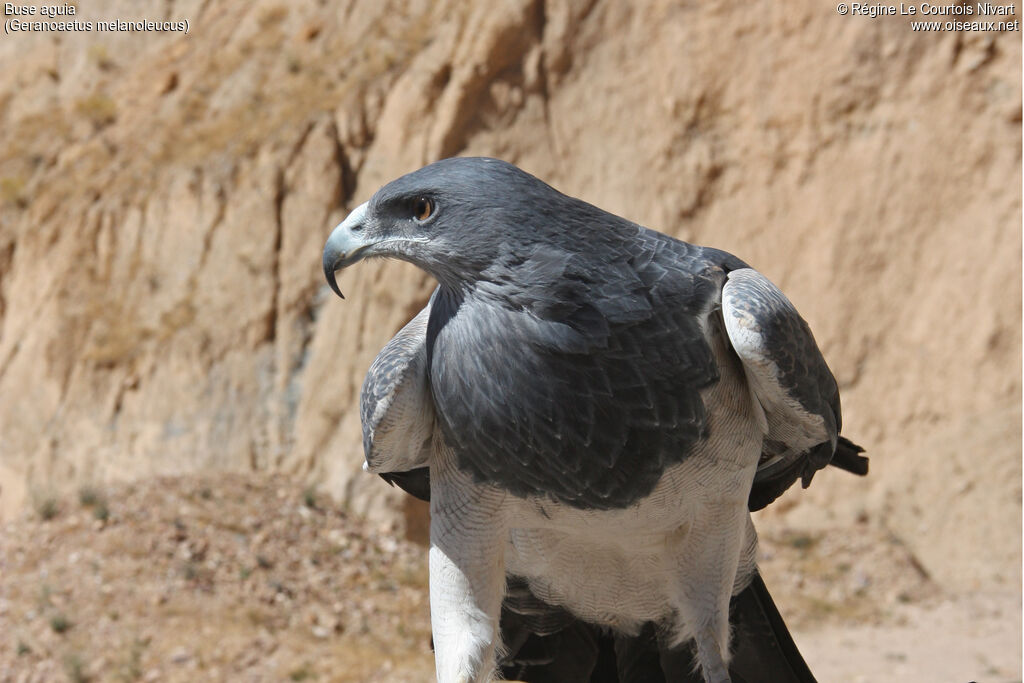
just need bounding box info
[0,175,27,208]
[74,92,118,130]
[49,613,73,634]
[33,492,60,522]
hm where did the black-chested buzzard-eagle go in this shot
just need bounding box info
[322,157,866,683]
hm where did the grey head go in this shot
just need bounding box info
[322,157,634,299]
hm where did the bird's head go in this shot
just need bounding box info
[322,157,598,298]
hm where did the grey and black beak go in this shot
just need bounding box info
[322,202,371,299]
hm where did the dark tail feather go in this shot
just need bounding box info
[724,572,817,683]
[616,623,678,683]
[749,435,868,512]
[649,572,818,683]
[830,436,868,476]
[499,572,816,683]
[498,614,607,683]
[379,467,431,501]
[499,575,612,682]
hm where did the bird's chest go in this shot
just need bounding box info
[427,295,716,510]
[501,442,760,631]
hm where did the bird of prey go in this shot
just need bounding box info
[322,157,867,683]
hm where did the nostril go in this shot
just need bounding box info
[350,222,364,233]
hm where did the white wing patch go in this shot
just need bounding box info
[361,304,435,474]
[722,268,830,452]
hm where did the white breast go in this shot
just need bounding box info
[501,323,763,634]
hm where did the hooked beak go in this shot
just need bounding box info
[322,202,371,299]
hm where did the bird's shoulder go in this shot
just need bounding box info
[360,301,435,476]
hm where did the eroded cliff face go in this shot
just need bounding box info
[0,0,1019,591]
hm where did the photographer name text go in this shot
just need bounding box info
[836,3,1018,29]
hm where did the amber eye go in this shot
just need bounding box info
[413,197,433,222]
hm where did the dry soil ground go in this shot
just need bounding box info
[0,473,1019,682]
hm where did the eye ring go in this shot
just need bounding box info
[413,197,434,222]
